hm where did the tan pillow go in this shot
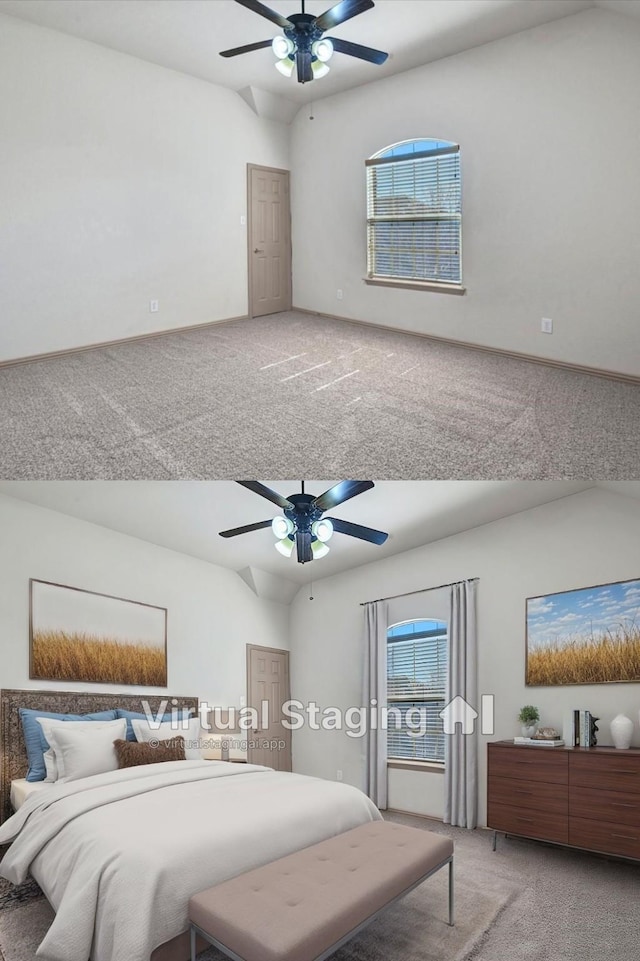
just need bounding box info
[113,736,186,769]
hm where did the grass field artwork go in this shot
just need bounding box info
[30,579,167,686]
[526,577,640,686]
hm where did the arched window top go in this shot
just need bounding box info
[387,619,447,639]
[372,138,458,161]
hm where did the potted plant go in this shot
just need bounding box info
[518,705,539,737]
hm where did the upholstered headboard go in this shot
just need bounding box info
[0,689,199,824]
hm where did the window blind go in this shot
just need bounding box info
[366,145,461,285]
[387,626,447,764]
[387,702,445,762]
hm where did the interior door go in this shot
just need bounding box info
[246,644,292,771]
[247,165,292,317]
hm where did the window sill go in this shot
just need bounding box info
[387,759,445,774]
[364,277,466,295]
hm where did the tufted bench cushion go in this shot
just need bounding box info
[189,820,454,961]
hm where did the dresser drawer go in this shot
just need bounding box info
[569,817,640,860]
[488,801,568,845]
[570,752,640,794]
[489,775,567,815]
[488,745,567,784]
[569,786,640,827]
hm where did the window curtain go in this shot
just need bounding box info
[444,580,478,829]
[363,600,388,809]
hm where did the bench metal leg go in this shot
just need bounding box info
[492,830,497,852]
[190,924,197,961]
[448,858,454,926]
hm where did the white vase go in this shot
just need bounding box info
[610,714,633,750]
[521,724,537,737]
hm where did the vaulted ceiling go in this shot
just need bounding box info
[1,1,627,109]
[3,481,637,593]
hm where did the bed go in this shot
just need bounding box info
[0,690,381,961]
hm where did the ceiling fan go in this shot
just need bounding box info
[220,0,389,84]
[219,480,389,563]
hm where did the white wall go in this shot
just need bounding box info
[0,494,289,708]
[0,14,289,362]
[290,8,640,378]
[289,488,640,825]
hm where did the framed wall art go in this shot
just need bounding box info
[29,579,167,687]
[526,576,640,686]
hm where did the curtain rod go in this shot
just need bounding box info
[360,577,479,607]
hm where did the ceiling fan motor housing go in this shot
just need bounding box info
[283,492,324,536]
[283,13,324,58]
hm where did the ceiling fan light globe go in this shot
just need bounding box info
[272,35,294,59]
[312,39,334,63]
[311,541,330,559]
[311,61,330,79]
[312,519,334,543]
[275,57,295,77]
[275,537,295,558]
[272,515,294,538]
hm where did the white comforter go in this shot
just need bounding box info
[0,760,381,961]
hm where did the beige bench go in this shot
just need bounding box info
[188,821,454,961]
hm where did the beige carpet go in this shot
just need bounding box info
[0,311,638,480]
[0,871,507,961]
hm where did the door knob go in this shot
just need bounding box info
[253,248,263,253]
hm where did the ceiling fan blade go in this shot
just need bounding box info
[236,481,294,510]
[219,520,274,538]
[297,50,313,83]
[296,530,313,563]
[314,0,374,32]
[219,39,274,58]
[325,516,388,545]
[312,480,374,512]
[234,0,293,29]
[326,36,388,65]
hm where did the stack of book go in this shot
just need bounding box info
[513,736,565,748]
[563,709,599,748]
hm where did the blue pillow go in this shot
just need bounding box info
[20,708,118,782]
[116,708,193,742]
[116,710,150,742]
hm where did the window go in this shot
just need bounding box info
[366,139,461,288]
[387,619,448,764]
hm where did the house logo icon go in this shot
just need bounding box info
[439,695,494,735]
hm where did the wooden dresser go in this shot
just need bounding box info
[487,741,640,860]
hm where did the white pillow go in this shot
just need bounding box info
[131,716,203,760]
[42,747,58,783]
[37,717,124,782]
[36,717,127,783]
[37,718,119,782]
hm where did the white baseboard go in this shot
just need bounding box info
[0,314,249,369]
[293,306,640,386]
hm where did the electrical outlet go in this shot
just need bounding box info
[336,289,343,301]
[541,317,553,334]
[336,770,343,781]
[150,300,159,313]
